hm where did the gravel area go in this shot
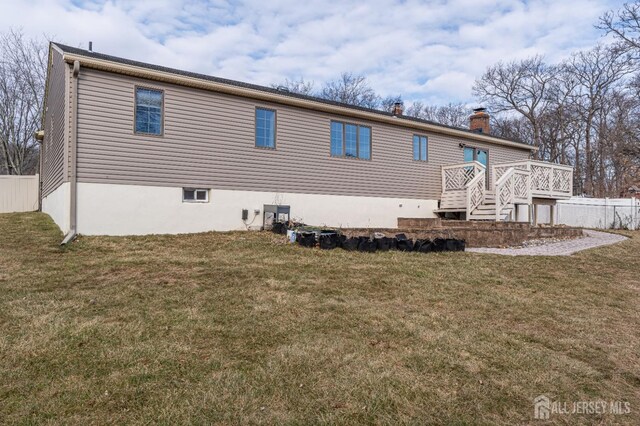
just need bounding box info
[467,230,627,256]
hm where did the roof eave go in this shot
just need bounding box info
[60,50,537,152]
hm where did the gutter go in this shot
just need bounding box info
[61,60,80,245]
[61,52,537,152]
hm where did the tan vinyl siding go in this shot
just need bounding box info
[41,48,68,197]
[76,68,530,200]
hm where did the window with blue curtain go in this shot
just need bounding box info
[330,120,371,160]
[413,135,428,161]
[135,87,163,135]
[255,108,276,148]
[330,121,343,156]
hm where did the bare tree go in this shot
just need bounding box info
[598,1,640,53]
[0,29,47,175]
[270,77,314,96]
[540,66,581,164]
[563,44,636,195]
[421,103,471,128]
[472,42,640,197]
[596,90,637,195]
[405,102,470,128]
[472,55,559,158]
[320,72,380,109]
[272,72,386,110]
[379,95,403,113]
[491,115,532,144]
[631,72,640,96]
[405,101,424,118]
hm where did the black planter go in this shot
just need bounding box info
[297,232,317,248]
[415,239,434,253]
[396,238,415,252]
[358,238,378,253]
[432,238,447,252]
[341,236,360,251]
[272,222,288,235]
[319,233,340,250]
[375,237,393,251]
[445,239,466,252]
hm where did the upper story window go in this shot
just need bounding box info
[135,87,163,135]
[255,108,276,148]
[413,135,428,161]
[330,121,371,160]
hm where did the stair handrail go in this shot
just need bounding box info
[442,161,485,192]
[465,168,486,220]
[495,167,515,221]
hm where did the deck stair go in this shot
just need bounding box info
[467,191,514,221]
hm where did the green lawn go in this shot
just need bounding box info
[1,213,639,424]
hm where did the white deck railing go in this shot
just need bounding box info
[440,161,485,214]
[492,160,573,200]
[441,161,485,191]
[440,159,573,221]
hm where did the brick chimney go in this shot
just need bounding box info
[470,107,490,134]
[392,102,403,116]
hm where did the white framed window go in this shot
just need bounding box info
[255,107,276,149]
[413,135,428,161]
[135,87,164,136]
[183,188,209,203]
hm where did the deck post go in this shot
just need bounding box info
[550,203,556,226]
[533,204,538,226]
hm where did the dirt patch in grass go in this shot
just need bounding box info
[1,212,639,424]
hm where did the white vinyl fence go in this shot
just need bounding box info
[519,197,640,230]
[0,175,39,213]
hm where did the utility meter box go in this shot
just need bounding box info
[263,205,290,230]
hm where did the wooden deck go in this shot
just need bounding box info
[438,160,573,222]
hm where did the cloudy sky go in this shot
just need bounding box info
[0,0,622,105]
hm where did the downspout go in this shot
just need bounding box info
[34,130,44,211]
[61,60,80,245]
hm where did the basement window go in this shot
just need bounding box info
[183,188,209,203]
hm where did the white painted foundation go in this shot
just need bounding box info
[41,182,71,235]
[76,182,438,236]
